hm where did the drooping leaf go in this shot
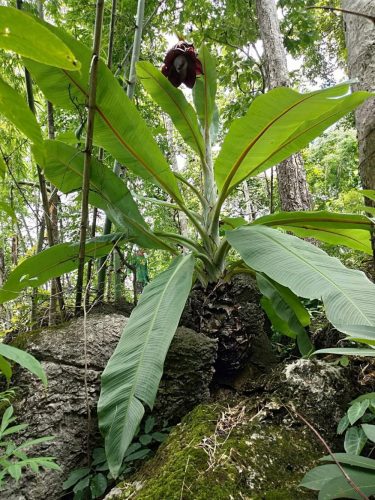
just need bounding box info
[0,7,80,70]
[313,348,375,357]
[24,24,182,202]
[351,393,375,405]
[35,140,174,251]
[62,468,90,490]
[362,424,375,443]
[344,427,367,455]
[300,464,342,490]
[360,190,375,202]
[253,211,373,254]
[348,400,369,425]
[0,343,47,386]
[257,273,313,356]
[193,44,217,133]
[98,254,194,478]
[136,62,204,159]
[320,453,375,471]
[0,233,128,304]
[215,83,371,195]
[73,475,90,494]
[257,273,310,327]
[0,76,42,146]
[227,225,375,337]
[318,468,375,499]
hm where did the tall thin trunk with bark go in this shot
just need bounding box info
[342,1,375,202]
[342,0,375,273]
[256,0,311,212]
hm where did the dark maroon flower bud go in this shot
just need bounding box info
[161,41,203,89]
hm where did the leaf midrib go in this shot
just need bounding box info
[245,227,373,326]
[62,69,180,200]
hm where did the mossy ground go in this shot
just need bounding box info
[114,399,320,499]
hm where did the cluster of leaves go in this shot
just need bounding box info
[0,6,375,481]
[337,393,375,456]
[63,415,169,499]
[0,402,58,489]
[301,392,375,498]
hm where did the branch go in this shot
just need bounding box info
[307,6,375,24]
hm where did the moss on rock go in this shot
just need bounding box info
[111,399,320,499]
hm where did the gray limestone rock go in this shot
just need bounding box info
[1,314,217,499]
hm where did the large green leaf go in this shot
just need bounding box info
[98,254,194,477]
[257,273,313,356]
[215,83,371,195]
[227,225,375,336]
[300,464,342,490]
[0,7,80,70]
[0,233,127,304]
[35,140,173,251]
[360,190,375,202]
[136,62,204,159]
[313,348,375,357]
[0,343,47,386]
[193,44,217,132]
[0,76,42,146]
[320,454,375,471]
[24,23,181,202]
[253,211,373,255]
[318,468,375,499]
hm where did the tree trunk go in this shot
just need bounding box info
[256,0,311,212]
[343,0,375,274]
[342,1,375,204]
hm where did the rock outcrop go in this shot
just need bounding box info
[2,314,217,499]
[106,359,356,499]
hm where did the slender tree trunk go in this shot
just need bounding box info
[342,1,375,203]
[256,0,311,212]
[342,0,375,275]
[97,0,145,302]
[87,0,117,305]
[47,101,63,325]
[75,0,105,313]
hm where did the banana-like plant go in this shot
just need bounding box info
[0,6,375,478]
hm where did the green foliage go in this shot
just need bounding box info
[0,404,59,489]
[0,343,47,387]
[214,84,369,196]
[301,395,375,498]
[253,211,373,255]
[63,416,170,499]
[136,62,204,159]
[24,23,182,202]
[98,254,194,477]
[0,11,373,480]
[0,7,80,70]
[256,273,313,356]
[227,225,375,337]
[0,233,129,304]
